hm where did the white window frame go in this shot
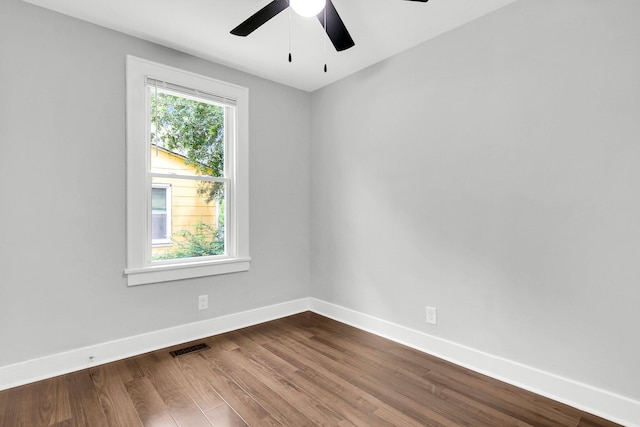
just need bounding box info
[151,183,172,246]
[125,56,250,286]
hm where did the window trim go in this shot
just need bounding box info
[125,55,250,286]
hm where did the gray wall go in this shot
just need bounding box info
[310,0,640,401]
[0,0,310,367]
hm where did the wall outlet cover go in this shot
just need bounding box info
[426,306,437,325]
[198,295,209,310]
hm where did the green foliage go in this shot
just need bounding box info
[153,221,224,260]
[151,92,225,202]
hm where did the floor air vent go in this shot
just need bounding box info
[169,343,211,358]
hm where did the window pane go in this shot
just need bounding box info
[151,176,225,261]
[151,187,167,211]
[152,213,168,240]
[149,90,225,178]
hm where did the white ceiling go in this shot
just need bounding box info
[22,0,518,92]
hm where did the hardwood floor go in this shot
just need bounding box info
[0,312,622,426]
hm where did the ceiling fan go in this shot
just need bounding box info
[230,0,429,52]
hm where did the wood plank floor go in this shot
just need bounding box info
[0,312,622,426]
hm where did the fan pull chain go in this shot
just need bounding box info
[288,6,293,62]
[323,6,327,72]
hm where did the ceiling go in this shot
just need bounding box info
[22,0,518,92]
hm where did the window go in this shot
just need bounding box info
[151,184,171,245]
[125,56,250,286]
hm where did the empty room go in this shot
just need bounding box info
[0,0,638,425]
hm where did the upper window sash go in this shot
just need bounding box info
[146,77,237,108]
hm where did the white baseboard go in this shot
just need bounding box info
[0,298,311,392]
[309,298,640,427]
[2,297,638,426]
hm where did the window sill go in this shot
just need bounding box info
[152,242,172,247]
[124,257,251,286]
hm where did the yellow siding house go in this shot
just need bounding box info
[150,146,219,258]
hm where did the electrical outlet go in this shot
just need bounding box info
[426,306,437,325]
[198,295,208,310]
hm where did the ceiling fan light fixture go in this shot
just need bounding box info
[290,0,326,17]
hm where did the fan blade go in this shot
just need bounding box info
[404,0,429,2]
[230,0,289,36]
[318,0,355,52]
